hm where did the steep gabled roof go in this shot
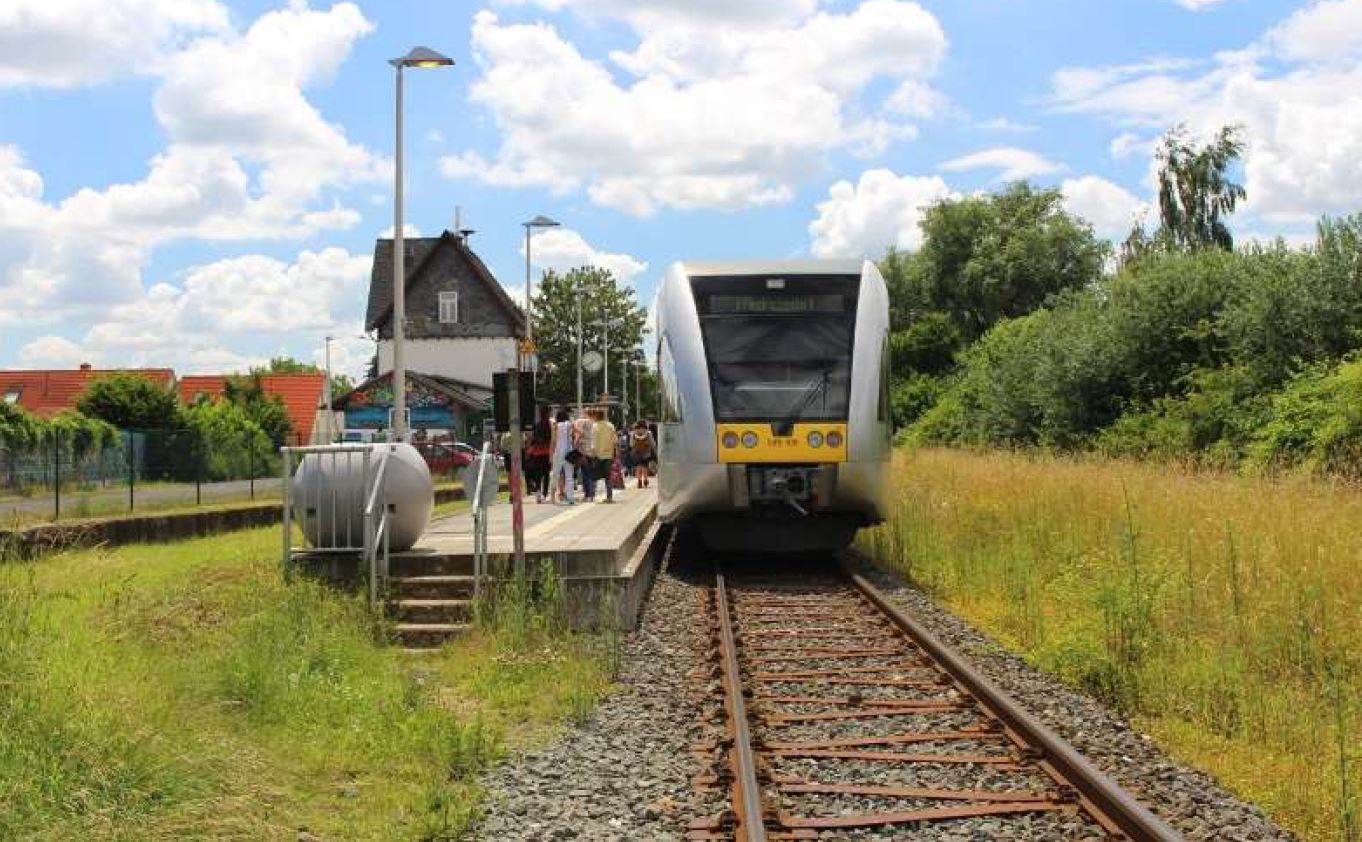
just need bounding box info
[0,367,175,418]
[365,230,525,335]
[179,373,326,443]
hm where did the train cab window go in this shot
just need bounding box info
[692,275,859,424]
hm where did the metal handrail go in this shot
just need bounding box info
[470,441,493,599]
[363,446,394,605]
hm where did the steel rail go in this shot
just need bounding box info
[845,566,1183,842]
[714,572,769,842]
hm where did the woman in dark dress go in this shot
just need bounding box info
[526,405,553,503]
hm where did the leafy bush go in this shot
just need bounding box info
[1249,357,1362,475]
[889,372,948,429]
[76,373,181,430]
[180,400,275,482]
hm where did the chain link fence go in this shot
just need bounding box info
[1,428,306,524]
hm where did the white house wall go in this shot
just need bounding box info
[377,337,518,388]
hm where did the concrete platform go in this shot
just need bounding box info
[388,482,663,646]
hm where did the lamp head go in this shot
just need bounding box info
[391,46,454,68]
[523,214,561,229]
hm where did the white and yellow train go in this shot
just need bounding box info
[653,259,891,552]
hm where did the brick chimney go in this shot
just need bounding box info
[79,363,92,371]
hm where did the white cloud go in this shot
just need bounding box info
[1061,176,1148,242]
[501,0,818,29]
[17,335,87,368]
[0,3,382,326]
[1049,4,1362,221]
[524,228,648,285]
[809,169,956,258]
[0,0,229,87]
[20,247,373,374]
[444,2,946,215]
[1109,131,1152,161]
[885,79,948,118]
[1267,0,1362,63]
[978,117,1038,133]
[940,147,1066,181]
[1173,0,1233,10]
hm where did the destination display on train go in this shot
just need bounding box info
[706,294,844,314]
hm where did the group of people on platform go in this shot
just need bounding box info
[506,405,657,505]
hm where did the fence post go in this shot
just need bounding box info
[127,432,135,512]
[195,431,203,507]
[249,436,255,502]
[52,427,61,521]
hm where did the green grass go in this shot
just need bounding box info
[0,525,611,840]
[860,448,1361,841]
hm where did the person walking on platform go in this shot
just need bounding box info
[629,419,657,489]
[574,407,596,501]
[550,408,576,505]
[526,405,553,503]
[590,407,617,503]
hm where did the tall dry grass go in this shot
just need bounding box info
[860,448,1360,841]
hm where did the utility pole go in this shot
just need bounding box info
[508,364,525,575]
[575,293,583,412]
[323,335,333,443]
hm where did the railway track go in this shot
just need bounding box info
[688,563,1183,841]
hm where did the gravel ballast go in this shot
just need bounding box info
[474,549,717,841]
[475,541,1298,841]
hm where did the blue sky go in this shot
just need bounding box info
[1,0,1354,378]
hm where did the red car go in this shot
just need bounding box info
[415,441,477,476]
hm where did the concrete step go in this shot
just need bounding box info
[393,622,471,648]
[391,598,473,624]
[389,552,476,577]
[390,575,477,599]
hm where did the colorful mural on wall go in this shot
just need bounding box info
[342,373,459,431]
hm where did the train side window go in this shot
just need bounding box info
[659,335,683,422]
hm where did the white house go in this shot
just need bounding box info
[365,230,525,389]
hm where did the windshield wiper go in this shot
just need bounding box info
[773,369,829,437]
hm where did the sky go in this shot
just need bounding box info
[1,0,1357,380]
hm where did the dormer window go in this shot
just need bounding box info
[438,290,459,324]
[3,388,20,405]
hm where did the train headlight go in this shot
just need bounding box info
[741,432,759,449]
[807,431,824,448]
[722,431,739,449]
[826,431,843,448]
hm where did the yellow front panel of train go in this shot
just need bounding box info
[716,423,848,464]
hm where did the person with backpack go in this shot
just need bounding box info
[629,419,657,488]
[573,407,596,501]
[589,407,617,503]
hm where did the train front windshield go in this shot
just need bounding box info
[692,274,860,423]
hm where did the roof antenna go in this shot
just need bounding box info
[453,206,461,239]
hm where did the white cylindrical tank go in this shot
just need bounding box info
[293,443,433,552]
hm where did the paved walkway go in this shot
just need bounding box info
[417,480,658,556]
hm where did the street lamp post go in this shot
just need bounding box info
[522,215,559,349]
[576,294,583,412]
[389,46,453,442]
[323,335,334,443]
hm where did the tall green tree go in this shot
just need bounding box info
[529,267,647,407]
[904,182,1108,342]
[1125,124,1245,259]
[77,374,181,430]
[222,375,293,447]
